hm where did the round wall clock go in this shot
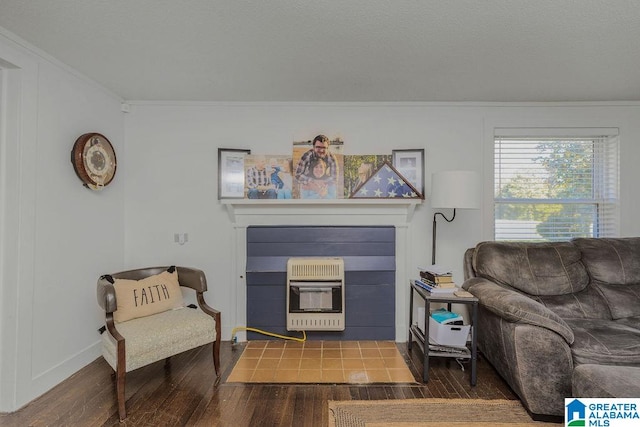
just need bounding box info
[71,133,117,190]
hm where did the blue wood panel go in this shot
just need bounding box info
[247,226,395,243]
[247,242,395,256]
[247,280,394,327]
[246,226,395,341]
[346,270,395,284]
[247,271,395,284]
[247,256,395,272]
[246,272,284,285]
[346,285,395,326]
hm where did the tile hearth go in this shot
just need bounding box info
[226,340,416,384]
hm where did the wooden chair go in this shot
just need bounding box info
[96,266,220,421]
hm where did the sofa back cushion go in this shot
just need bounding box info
[534,288,612,320]
[473,241,590,296]
[573,237,640,284]
[573,237,640,319]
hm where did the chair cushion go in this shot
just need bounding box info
[102,307,216,372]
[112,267,184,323]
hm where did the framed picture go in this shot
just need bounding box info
[350,161,422,199]
[244,154,293,200]
[292,135,344,199]
[392,149,425,198]
[343,154,391,198]
[218,148,250,199]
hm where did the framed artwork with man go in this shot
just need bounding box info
[292,134,344,199]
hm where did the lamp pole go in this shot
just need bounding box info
[432,209,456,265]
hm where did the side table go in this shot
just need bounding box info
[408,280,479,386]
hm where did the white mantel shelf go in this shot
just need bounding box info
[221,198,422,224]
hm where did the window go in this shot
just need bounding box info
[494,128,619,242]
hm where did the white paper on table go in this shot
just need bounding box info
[417,264,452,275]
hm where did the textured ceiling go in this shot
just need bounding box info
[1,0,639,102]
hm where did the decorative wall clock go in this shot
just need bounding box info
[71,133,117,190]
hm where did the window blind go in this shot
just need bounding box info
[494,132,619,242]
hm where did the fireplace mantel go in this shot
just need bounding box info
[221,199,422,224]
[224,198,423,342]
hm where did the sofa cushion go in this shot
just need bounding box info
[111,266,184,323]
[573,237,640,284]
[533,286,613,320]
[102,306,216,372]
[593,283,640,320]
[573,238,640,319]
[565,318,640,366]
[613,315,640,330]
[573,364,640,398]
[473,241,590,296]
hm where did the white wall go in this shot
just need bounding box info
[0,30,125,411]
[123,101,640,342]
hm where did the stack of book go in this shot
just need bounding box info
[414,265,457,294]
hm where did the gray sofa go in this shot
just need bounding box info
[462,237,640,419]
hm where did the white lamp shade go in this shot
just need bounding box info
[430,170,481,209]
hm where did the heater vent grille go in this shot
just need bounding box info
[288,317,343,329]
[288,258,343,280]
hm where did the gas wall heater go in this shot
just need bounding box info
[286,257,345,331]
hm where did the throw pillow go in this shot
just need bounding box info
[109,266,184,323]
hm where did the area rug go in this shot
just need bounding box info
[328,398,562,426]
[226,340,416,384]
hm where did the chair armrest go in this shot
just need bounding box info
[464,277,575,344]
[177,267,208,293]
[97,275,118,314]
[197,292,221,345]
[179,267,220,337]
[105,313,125,342]
[176,267,220,339]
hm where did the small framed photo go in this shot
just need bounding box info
[392,149,425,198]
[218,148,251,199]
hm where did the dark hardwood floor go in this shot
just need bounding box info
[1,341,519,426]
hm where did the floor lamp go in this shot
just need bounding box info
[430,170,481,265]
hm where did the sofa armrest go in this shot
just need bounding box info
[464,277,574,344]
